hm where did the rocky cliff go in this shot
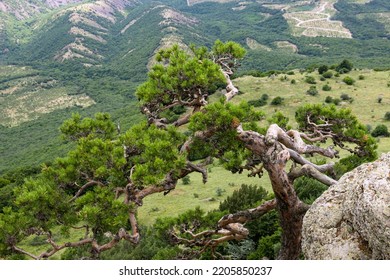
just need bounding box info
[302,152,390,259]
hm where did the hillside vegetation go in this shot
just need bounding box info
[138,67,390,226]
[1,0,389,174]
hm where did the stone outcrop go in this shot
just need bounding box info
[302,152,390,259]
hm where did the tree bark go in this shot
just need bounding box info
[237,125,309,259]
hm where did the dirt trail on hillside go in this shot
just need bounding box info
[285,1,352,38]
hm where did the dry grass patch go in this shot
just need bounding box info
[275,41,299,53]
[246,38,272,51]
[0,87,95,127]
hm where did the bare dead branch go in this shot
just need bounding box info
[287,148,335,173]
[12,246,39,260]
[221,69,239,101]
[267,124,339,158]
[218,199,277,228]
[288,164,337,186]
[69,180,104,203]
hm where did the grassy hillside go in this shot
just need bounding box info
[231,69,390,129]
[137,68,390,226]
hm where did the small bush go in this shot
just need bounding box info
[385,112,390,121]
[261,93,269,101]
[333,98,341,105]
[322,71,333,79]
[322,84,332,91]
[279,75,288,81]
[306,86,318,96]
[339,93,354,103]
[343,76,355,85]
[248,99,267,107]
[271,96,284,105]
[358,75,365,80]
[318,65,329,75]
[340,93,351,101]
[294,176,327,204]
[219,184,268,213]
[182,176,191,185]
[371,124,389,137]
[267,111,290,130]
[216,188,226,197]
[336,59,353,73]
[305,75,316,84]
[325,96,333,103]
[290,79,296,84]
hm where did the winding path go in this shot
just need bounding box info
[285,1,352,38]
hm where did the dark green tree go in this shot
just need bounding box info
[318,65,329,75]
[371,124,389,137]
[336,59,353,73]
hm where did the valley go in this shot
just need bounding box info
[0,0,389,174]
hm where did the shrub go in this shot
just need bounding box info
[358,75,365,80]
[182,176,191,185]
[384,112,390,121]
[333,98,341,105]
[305,75,316,84]
[279,75,288,81]
[377,96,383,103]
[267,111,290,130]
[248,94,269,107]
[322,84,331,91]
[371,124,389,137]
[340,93,351,101]
[294,176,327,204]
[261,93,269,101]
[325,96,333,103]
[290,79,296,84]
[318,65,329,75]
[219,184,268,213]
[248,99,267,107]
[215,188,226,197]
[336,59,353,73]
[271,96,284,105]
[306,86,318,96]
[247,231,281,260]
[343,76,355,85]
[322,71,333,79]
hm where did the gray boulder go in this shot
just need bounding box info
[302,152,390,259]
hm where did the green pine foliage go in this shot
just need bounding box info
[219,184,268,213]
[295,104,377,161]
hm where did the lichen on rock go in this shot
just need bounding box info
[302,152,390,259]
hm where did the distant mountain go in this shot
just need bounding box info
[1,0,389,68]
